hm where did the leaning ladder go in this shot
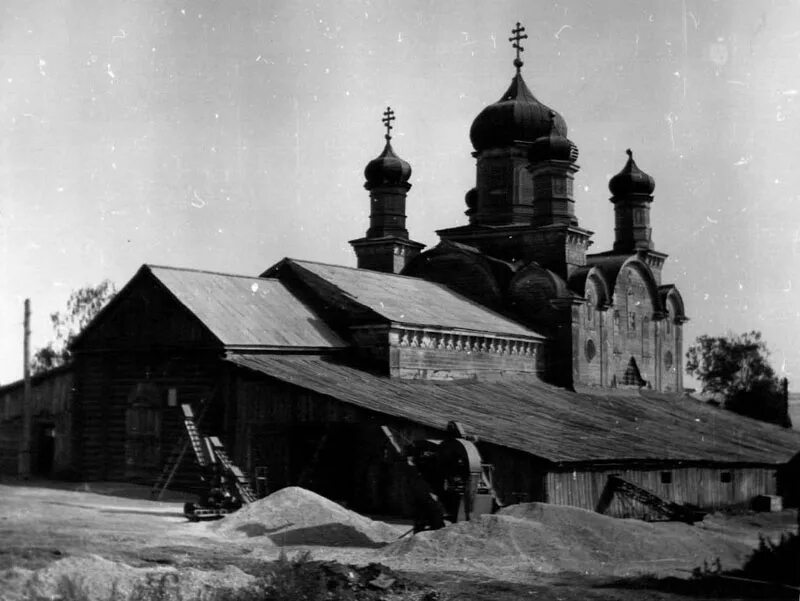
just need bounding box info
[208,436,258,504]
[150,401,211,500]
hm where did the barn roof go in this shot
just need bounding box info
[264,259,543,340]
[226,353,800,465]
[147,265,347,349]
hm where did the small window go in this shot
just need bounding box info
[660,471,672,484]
[585,339,596,362]
[613,310,621,333]
[720,471,732,483]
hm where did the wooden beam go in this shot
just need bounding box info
[19,299,32,478]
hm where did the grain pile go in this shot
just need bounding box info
[382,502,753,577]
[212,486,402,547]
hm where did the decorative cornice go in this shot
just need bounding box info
[391,326,539,357]
[349,236,425,251]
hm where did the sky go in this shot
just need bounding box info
[1,0,799,387]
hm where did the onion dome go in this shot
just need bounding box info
[364,140,412,190]
[470,73,568,152]
[609,149,655,196]
[529,111,579,163]
[464,187,478,216]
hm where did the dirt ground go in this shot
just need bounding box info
[0,479,797,601]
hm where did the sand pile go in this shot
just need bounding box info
[382,502,752,577]
[212,486,402,547]
[2,555,253,601]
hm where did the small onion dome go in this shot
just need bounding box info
[529,111,579,163]
[609,149,655,196]
[364,140,412,189]
[470,72,567,152]
[464,187,478,216]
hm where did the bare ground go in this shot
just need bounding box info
[0,479,797,600]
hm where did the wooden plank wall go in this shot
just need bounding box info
[74,350,223,486]
[546,466,778,519]
[72,271,230,488]
[231,368,551,515]
[0,370,74,476]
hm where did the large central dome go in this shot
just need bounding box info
[469,72,567,153]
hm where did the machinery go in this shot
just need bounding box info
[158,403,258,521]
[382,420,502,532]
[596,475,707,524]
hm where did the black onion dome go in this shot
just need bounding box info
[529,111,579,163]
[609,149,655,196]
[464,187,478,216]
[364,140,412,189]
[470,72,567,152]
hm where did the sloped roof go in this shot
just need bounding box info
[226,353,800,465]
[268,259,543,340]
[148,265,346,349]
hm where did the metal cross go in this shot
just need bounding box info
[509,22,528,71]
[382,106,395,140]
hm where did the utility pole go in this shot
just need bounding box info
[19,299,32,478]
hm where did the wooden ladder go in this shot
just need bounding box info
[208,436,258,504]
[150,401,210,500]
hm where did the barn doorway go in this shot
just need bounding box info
[125,383,162,480]
[34,422,56,475]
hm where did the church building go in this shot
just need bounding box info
[4,24,798,518]
[356,34,687,393]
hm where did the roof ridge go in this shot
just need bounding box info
[290,259,545,340]
[290,258,444,283]
[146,263,272,280]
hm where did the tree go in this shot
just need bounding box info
[31,280,116,375]
[685,331,791,427]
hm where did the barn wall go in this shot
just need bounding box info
[546,466,778,519]
[0,369,74,477]
[390,328,542,380]
[74,350,224,486]
[233,370,430,514]
[72,272,229,486]
[231,368,550,515]
[350,325,543,381]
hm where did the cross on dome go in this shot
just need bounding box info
[509,22,528,72]
[382,106,395,140]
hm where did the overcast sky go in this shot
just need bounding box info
[2,1,799,387]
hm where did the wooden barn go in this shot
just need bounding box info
[0,365,74,478]
[49,258,800,519]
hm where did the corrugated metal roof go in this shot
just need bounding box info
[281,259,544,339]
[148,266,346,349]
[226,353,800,465]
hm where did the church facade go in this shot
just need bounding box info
[351,49,686,393]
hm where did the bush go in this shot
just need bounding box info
[741,532,800,586]
[214,551,432,601]
[216,551,328,601]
